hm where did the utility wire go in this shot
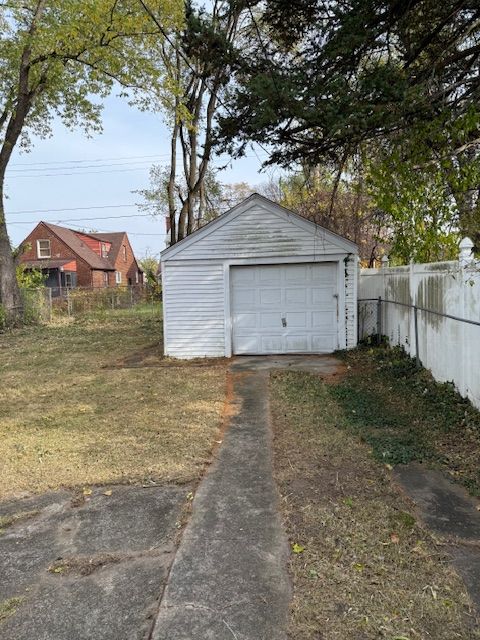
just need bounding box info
[9,153,169,167]
[8,213,158,225]
[6,204,138,215]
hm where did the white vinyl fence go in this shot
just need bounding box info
[358,238,480,411]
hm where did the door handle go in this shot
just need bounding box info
[282,317,287,327]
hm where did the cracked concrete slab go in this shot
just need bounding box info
[394,463,480,612]
[151,370,291,640]
[0,485,188,639]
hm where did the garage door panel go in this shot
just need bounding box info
[234,312,258,329]
[260,289,281,305]
[312,310,336,328]
[285,312,308,328]
[235,335,260,353]
[261,336,283,352]
[312,335,337,352]
[285,264,308,282]
[285,335,309,351]
[259,266,282,283]
[311,286,336,304]
[235,289,256,307]
[260,312,281,328]
[231,263,339,354]
[285,288,306,304]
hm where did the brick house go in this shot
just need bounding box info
[19,222,143,294]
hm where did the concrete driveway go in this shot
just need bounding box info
[0,485,188,640]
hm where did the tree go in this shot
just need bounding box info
[0,0,182,325]
[139,253,161,299]
[216,1,480,262]
[137,164,255,236]
[140,0,245,244]
[366,109,480,262]
[219,1,480,167]
[268,167,389,265]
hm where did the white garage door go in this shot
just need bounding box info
[231,263,338,354]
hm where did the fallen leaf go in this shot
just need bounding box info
[103,490,112,496]
[83,488,92,496]
[292,543,305,554]
[391,533,400,544]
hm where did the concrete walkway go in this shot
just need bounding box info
[151,368,292,640]
[395,463,480,613]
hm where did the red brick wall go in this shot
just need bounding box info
[19,223,93,286]
[112,235,141,286]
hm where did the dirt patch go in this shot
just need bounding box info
[270,370,480,640]
[0,510,39,534]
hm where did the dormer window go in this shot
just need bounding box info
[101,243,108,258]
[37,239,51,258]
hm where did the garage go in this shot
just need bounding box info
[160,194,358,359]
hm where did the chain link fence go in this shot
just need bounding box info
[20,285,158,323]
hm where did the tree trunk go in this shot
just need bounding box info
[0,192,22,325]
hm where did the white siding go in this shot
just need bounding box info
[169,204,342,260]
[163,262,225,358]
[344,256,357,348]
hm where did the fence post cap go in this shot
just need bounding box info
[459,237,474,266]
[459,236,474,249]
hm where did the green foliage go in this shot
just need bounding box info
[0,304,5,331]
[139,254,162,300]
[332,346,480,493]
[366,109,480,263]
[0,1,183,148]
[16,265,46,289]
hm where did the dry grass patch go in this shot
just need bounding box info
[0,306,226,500]
[271,370,480,640]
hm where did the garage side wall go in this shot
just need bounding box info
[162,262,225,358]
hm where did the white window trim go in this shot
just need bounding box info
[37,239,51,259]
[115,271,122,284]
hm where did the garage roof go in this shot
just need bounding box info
[161,193,358,260]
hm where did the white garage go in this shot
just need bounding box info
[160,194,358,359]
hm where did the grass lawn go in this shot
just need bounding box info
[335,346,480,496]
[271,359,480,639]
[0,305,226,500]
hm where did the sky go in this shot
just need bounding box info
[5,93,280,261]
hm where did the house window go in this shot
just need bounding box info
[37,239,51,259]
[103,272,109,286]
[135,271,139,284]
[122,245,127,262]
[115,271,122,284]
[65,273,73,288]
[101,243,108,258]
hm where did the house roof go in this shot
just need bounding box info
[161,193,358,260]
[89,232,143,272]
[89,232,126,265]
[42,222,115,270]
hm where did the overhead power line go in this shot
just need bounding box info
[9,153,169,168]
[8,213,157,225]
[6,203,138,215]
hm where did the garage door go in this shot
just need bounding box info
[231,263,338,354]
